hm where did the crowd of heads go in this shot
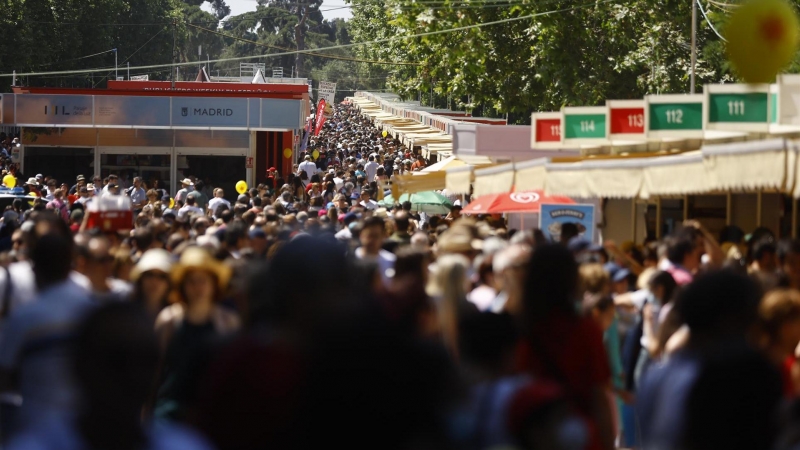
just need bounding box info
[4,103,800,449]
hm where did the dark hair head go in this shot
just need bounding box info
[523,244,578,323]
[30,212,74,289]
[666,227,700,265]
[675,269,761,340]
[363,216,385,231]
[648,270,678,303]
[560,223,579,242]
[74,302,158,432]
[777,238,800,265]
[752,236,777,262]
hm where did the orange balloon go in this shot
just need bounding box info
[283,148,293,159]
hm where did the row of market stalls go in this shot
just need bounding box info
[352,84,800,243]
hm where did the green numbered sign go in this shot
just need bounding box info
[649,102,703,131]
[708,93,768,123]
[704,84,770,132]
[561,107,608,143]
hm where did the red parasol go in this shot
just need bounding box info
[465,190,575,214]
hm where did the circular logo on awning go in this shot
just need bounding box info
[510,192,540,204]
[470,204,482,211]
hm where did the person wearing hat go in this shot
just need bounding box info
[129,249,174,319]
[298,155,318,180]
[153,247,240,419]
[24,177,40,196]
[175,178,194,204]
[69,175,86,196]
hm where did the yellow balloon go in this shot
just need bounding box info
[3,175,15,188]
[726,0,800,83]
[382,130,388,138]
[312,149,320,160]
[235,180,248,195]
[283,148,293,159]
[169,198,175,209]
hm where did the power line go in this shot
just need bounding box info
[697,0,727,42]
[92,28,167,87]
[187,22,421,66]
[1,0,615,78]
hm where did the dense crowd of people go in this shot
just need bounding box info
[0,103,799,450]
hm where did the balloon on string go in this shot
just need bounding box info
[2,175,15,188]
[283,148,293,159]
[726,0,800,83]
[235,180,248,195]
[382,130,388,138]
[312,149,320,160]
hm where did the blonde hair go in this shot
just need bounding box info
[760,289,800,341]
[428,254,471,360]
[579,263,610,295]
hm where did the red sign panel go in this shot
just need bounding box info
[610,107,645,135]
[535,118,561,142]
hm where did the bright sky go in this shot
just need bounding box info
[209,0,353,20]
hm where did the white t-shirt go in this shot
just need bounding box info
[298,161,318,180]
[364,161,380,182]
[177,205,203,220]
[360,200,379,211]
[207,197,231,217]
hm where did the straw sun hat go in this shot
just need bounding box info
[171,246,231,291]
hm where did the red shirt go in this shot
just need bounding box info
[516,314,610,450]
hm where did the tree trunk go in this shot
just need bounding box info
[294,5,310,78]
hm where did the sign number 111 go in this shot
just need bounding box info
[728,100,745,116]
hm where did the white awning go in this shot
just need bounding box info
[473,163,515,197]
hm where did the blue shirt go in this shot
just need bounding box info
[0,279,93,433]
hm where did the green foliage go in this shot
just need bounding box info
[346,0,763,122]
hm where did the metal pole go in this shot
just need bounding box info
[127,62,130,80]
[656,197,663,239]
[683,195,689,221]
[114,49,118,81]
[726,192,732,225]
[11,70,15,87]
[690,0,697,94]
[757,191,763,227]
[631,198,638,243]
[171,20,176,89]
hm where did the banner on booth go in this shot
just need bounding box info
[539,203,596,244]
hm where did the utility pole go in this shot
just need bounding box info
[690,0,697,94]
[171,19,177,88]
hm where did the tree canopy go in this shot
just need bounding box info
[3,0,795,117]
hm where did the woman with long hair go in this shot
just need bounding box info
[426,254,477,360]
[518,244,615,450]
